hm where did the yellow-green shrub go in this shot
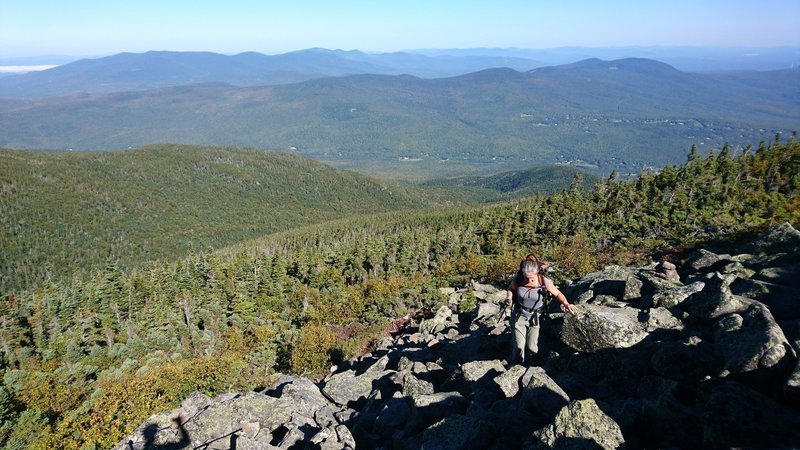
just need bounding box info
[289,323,338,376]
[486,251,518,285]
[32,353,248,450]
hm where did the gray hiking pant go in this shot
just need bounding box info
[510,307,540,364]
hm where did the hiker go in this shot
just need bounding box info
[506,259,576,365]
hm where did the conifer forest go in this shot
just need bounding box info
[0,137,798,448]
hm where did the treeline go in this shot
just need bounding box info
[0,138,797,449]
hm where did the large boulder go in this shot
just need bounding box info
[684,248,733,273]
[474,301,504,326]
[638,270,684,292]
[494,364,528,398]
[321,355,395,409]
[419,305,454,335]
[471,280,505,302]
[562,265,639,301]
[561,304,650,352]
[461,359,506,383]
[394,370,435,397]
[649,280,705,308]
[643,307,685,332]
[730,277,800,322]
[402,414,494,450]
[519,367,571,421]
[441,359,506,395]
[681,273,752,320]
[622,274,645,302]
[111,391,346,450]
[712,302,794,373]
[739,222,800,256]
[262,374,337,421]
[526,398,625,450]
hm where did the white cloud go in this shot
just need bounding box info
[0,65,57,73]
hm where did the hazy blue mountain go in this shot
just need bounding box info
[2,46,797,96]
[0,49,544,98]
[409,46,800,72]
[1,58,797,179]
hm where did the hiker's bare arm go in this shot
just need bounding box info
[547,283,577,314]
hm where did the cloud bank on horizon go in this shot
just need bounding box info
[1,0,799,58]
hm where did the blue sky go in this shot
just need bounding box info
[1,0,799,57]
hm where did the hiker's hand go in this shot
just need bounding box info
[561,303,577,314]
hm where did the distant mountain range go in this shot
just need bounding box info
[2,46,798,98]
[1,56,796,178]
[409,46,800,72]
[0,49,544,98]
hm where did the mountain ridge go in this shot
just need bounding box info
[2,59,796,178]
[0,49,545,98]
[409,46,800,71]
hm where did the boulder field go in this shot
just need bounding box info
[115,223,800,449]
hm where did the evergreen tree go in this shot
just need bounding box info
[687,144,698,162]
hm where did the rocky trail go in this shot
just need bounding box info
[115,223,800,449]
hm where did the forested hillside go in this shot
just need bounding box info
[0,144,440,293]
[421,164,599,201]
[0,144,589,294]
[0,138,797,449]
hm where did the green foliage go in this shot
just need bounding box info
[9,369,89,416]
[421,165,599,202]
[0,144,440,293]
[0,139,797,448]
[485,251,519,285]
[551,233,598,279]
[289,323,339,376]
[33,352,250,450]
[2,408,49,450]
[458,293,478,313]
